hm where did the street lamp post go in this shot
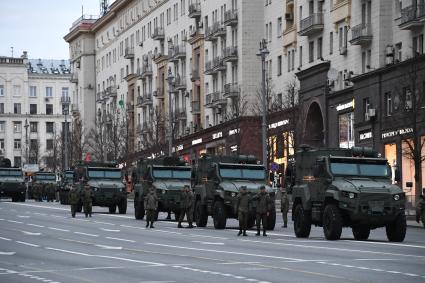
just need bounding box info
[24,118,29,163]
[256,39,270,168]
[61,96,71,170]
[167,67,175,157]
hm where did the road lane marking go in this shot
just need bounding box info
[27,224,45,228]
[74,232,99,237]
[100,228,120,232]
[45,247,89,256]
[190,234,228,240]
[16,241,40,247]
[4,203,67,211]
[7,220,23,224]
[95,245,123,250]
[0,252,16,255]
[217,262,260,265]
[105,237,136,243]
[173,265,266,282]
[0,237,11,241]
[48,227,69,232]
[342,239,425,249]
[93,221,116,226]
[22,231,41,236]
[191,241,225,245]
[17,215,30,218]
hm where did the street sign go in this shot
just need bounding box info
[22,164,39,173]
[270,162,279,172]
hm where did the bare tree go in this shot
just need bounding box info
[281,77,302,154]
[86,115,107,161]
[69,117,87,164]
[44,131,63,172]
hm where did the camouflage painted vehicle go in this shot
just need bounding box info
[0,158,25,202]
[73,161,127,214]
[287,146,406,242]
[192,155,276,230]
[133,157,191,220]
[59,170,74,205]
[33,172,57,202]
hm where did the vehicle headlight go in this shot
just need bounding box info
[231,192,236,197]
[162,190,166,195]
[341,191,357,199]
[349,192,355,199]
[393,194,400,201]
[93,187,98,192]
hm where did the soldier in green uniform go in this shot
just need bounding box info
[144,187,158,228]
[254,185,272,236]
[416,194,425,228]
[280,186,289,228]
[81,185,93,218]
[47,183,56,202]
[237,186,250,236]
[69,186,80,218]
[178,185,194,228]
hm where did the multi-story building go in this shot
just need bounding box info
[0,52,72,169]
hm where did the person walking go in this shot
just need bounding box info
[280,186,289,228]
[237,186,250,236]
[144,187,158,228]
[81,185,93,218]
[178,185,194,228]
[69,186,80,218]
[254,185,272,236]
[416,194,425,228]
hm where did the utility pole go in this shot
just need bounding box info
[256,39,269,168]
[167,67,174,157]
[61,96,71,170]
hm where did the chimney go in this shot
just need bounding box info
[21,51,28,59]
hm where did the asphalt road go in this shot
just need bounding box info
[0,200,424,283]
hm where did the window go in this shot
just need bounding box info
[363,98,370,121]
[30,122,38,133]
[14,103,21,114]
[309,41,314,62]
[13,121,22,133]
[46,104,53,115]
[46,122,54,133]
[329,32,333,54]
[0,139,4,149]
[299,46,303,67]
[277,17,282,37]
[181,0,185,15]
[13,85,21,97]
[385,92,393,116]
[277,55,282,76]
[14,139,21,149]
[0,85,3,96]
[45,87,53,97]
[338,112,355,149]
[30,104,37,115]
[362,51,366,73]
[46,139,53,150]
[404,88,412,110]
[317,37,323,59]
[0,122,4,132]
[0,103,3,114]
[14,157,21,167]
[62,87,69,97]
[29,86,37,97]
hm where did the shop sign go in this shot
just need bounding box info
[359,131,372,141]
[192,138,202,145]
[268,119,289,129]
[230,145,238,152]
[229,128,239,136]
[336,99,355,112]
[212,131,223,140]
[381,128,413,139]
[176,144,183,151]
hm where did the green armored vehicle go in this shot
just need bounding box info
[287,146,406,242]
[0,158,25,202]
[32,172,57,202]
[73,161,127,214]
[193,154,276,229]
[134,157,191,220]
[59,170,74,205]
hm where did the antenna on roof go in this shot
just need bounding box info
[100,0,109,16]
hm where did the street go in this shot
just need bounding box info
[0,200,424,283]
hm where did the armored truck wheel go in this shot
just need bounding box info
[213,201,227,229]
[109,205,117,214]
[386,213,406,242]
[134,200,145,219]
[19,195,25,202]
[352,226,370,240]
[118,199,127,214]
[267,209,276,230]
[323,204,343,240]
[293,204,311,238]
[11,196,18,202]
[195,201,208,227]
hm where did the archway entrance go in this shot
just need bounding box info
[304,102,324,148]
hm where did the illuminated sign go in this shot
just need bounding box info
[176,144,183,151]
[359,131,372,141]
[229,128,239,136]
[336,99,355,112]
[268,119,289,129]
[230,145,238,152]
[381,128,413,139]
[212,132,223,139]
[192,138,202,145]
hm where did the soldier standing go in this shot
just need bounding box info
[416,194,425,228]
[144,187,158,228]
[178,185,194,228]
[280,186,289,228]
[237,186,250,236]
[81,185,93,218]
[69,186,80,218]
[254,185,271,236]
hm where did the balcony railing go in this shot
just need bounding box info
[126,102,134,112]
[212,22,226,38]
[205,60,215,75]
[71,104,79,115]
[154,87,164,99]
[174,75,187,90]
[140,64,153,78]
[224,83,239,98]
[152,27,165,40]
[142,93,153,106]
[136,96,144,107]
[191,101,201,113]
[169,44,186,61]
[70,74,78,83]
[212,91,227,106]
[124,47,135,59]
[205,92,214,108]
[350,23,373,45]
[224,9,238,26]
[188,3,201,18]
[400,4,425,29]
[223,46,238,62]
[106,85,118,97]
[60,96,71,104]
[204,25,216,41]
[213,56,226,71]
[299,13,324,36]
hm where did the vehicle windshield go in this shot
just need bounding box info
[0,169,22,177]
[219,165,265,180]
[88,168,121,179]
[36,174,56,180]
[152,167,191,179]
[330,159,389,177]
[65,172,74,179]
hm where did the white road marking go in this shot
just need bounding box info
[139,281,176,283]
[74,232,99,237]
[17,215,30,218]
[7,220,23,224]
[0,218,4,221]
[95,244,123,250]
[4,203,67,211]
[190,234,228,240]
[93,221,116,226]
[34,212,49,215]
[16,241,40,247]
[0,252,16,255]
[218,262,260,265]
[45,247,89,256]
[343,239,425,249]
[100,228,120,232]
[354,258,396,261]
[27,224,45,228]
[22,231,41,236]
[173,265,262,282]
[242,267,269,271]
[48,227,69,232]
[105,236,136,243]
[0,237,12,241]
[191,241,225,245]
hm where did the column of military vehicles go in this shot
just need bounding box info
[0,146,409,242]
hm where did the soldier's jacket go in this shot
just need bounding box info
[69,189,80,205]
[81,187,93,204]
[417,198,425,216]
[180,190,194,210]
[254,192,272,214]
[144,191,158,210]
[281,192,289,213]
[237,192,251,213]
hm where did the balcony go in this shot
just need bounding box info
[136,123,143,134]
[299,13,324,36]
[204,26,216,41]
[142,93,153,107]
[213,57,226,72]
[188,3,201,19]
[106,85,118,97]
[224,9,238,26]
[190,69,200,81]
[224,83,239,98]
[400,4,425,30]
[136,96,144,108]
[222,46,238,62]
[71,104,79,115]
[178,109,187,120]
[212,22,226,38]
[124,47,134,59]
[153,51,168,64]
[205,92,214,108]
[350,24,372,45]
[191,101,201,114]
[126,102,134,112]
[154,87,164,99]
[283,25,297,48]
[124,70,137,81]
[169,44,186,62]
[212,92,227,107]
[70,74,78,83]
[140,64,153,78]
[331,0,351,24]
[152,27,165,40]
[96,91,106,103]
[204,60,215,75]
[174,75,187,90]
[60,96,71,104]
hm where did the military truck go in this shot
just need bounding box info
[286,146,406,242]
[133,157,191,220]
[58,170,74,205]
[32,172,57,201]
[193,154,276,230]
[73,161,127,214]
[0,158,25,202]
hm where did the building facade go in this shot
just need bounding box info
[0,52,72,169]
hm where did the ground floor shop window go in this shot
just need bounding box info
[339,112,354,148]
[384,143,397,184]
[402,139,416,207]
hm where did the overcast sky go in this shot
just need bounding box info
[0,0,113,60]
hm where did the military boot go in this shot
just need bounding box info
[263,229,267,237]
[256,230,260,236]
[188,223,194,229]
[150,222,154,228]
[283,221,287,228]
[178,222,183,228]
[243,231,248,236]
[146,221,149,228]
[237,230,242,236]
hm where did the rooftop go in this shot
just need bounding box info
[27,59,70,75]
